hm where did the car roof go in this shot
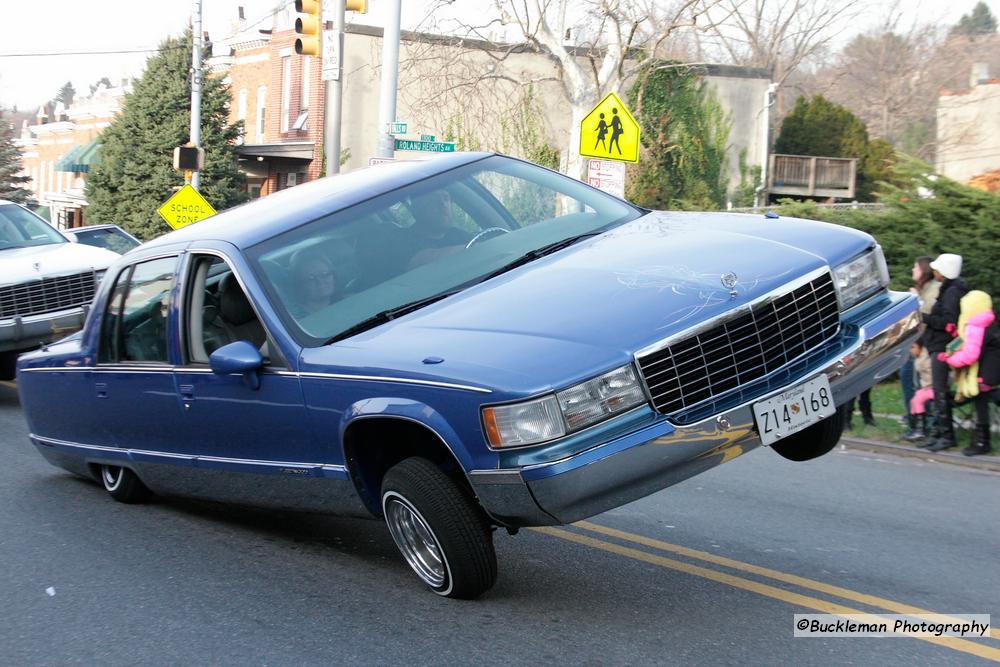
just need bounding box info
[143,151,495,251]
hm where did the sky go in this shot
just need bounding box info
[0,0,991,111]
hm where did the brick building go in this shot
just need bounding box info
[212,7,324,198]
[14,83,127,228]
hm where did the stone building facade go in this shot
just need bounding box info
[937,69,1000,183]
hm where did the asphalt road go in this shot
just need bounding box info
[2,379,998,666]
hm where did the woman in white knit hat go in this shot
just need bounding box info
[920,253,968,451]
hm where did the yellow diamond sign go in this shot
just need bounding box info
[157,184,217,231]
[579,92,640,163]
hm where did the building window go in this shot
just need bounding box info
[237,88,248,145]
[280,56,291,133]
[256,85,267,143]
[300,56,311,111]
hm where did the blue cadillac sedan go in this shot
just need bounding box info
[17,153,920,598]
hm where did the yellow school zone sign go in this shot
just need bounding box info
[157,184,217,231]
[579,92,640,163]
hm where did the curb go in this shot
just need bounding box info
[840,436,1000,473]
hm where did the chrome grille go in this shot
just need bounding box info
[0,272,97,319]
[637,271,840,416]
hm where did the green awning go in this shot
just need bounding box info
[54,139,100,173]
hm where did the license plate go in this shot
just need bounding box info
[752,375,835,446]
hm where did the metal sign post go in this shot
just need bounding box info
[190,0,203,190]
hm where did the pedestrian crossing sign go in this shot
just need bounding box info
[579,92,640,163]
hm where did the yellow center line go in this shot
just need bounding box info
[535,527,1000,663]
[575,520,999,641]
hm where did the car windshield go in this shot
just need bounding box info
[247,155,642,345]
[0,205,65,250]
[70,227,141,254]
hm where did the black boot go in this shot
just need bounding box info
[903,414,923,441]
[963,424,992,456]
[926,394,956,451]
[917,414,939,448]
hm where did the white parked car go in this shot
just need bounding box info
[0,200,120,379]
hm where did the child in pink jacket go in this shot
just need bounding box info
[938,290,999,456]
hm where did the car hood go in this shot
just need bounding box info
[302,211,872,396]
[0,242,120,287]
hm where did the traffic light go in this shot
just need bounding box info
[346,0,368,11]
[294,0,321,56]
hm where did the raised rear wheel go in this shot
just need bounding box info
[100,465,153,504]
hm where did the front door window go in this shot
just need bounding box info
[99,256,177,364]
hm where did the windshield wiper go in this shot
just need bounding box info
[325,289,461,344]
[477,231,603,283]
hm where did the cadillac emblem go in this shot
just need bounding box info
[720,272,738,289]
[33,261,42,272]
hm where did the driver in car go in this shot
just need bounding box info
[405,190,472,268]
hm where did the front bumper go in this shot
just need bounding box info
[0,306,88,353]
[470,291,920,527]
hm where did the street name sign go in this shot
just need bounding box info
[579,92,640,163]
[386,121,407,135]
[394,139,455,153]
[322,31,342,81]
[157,185,217,231]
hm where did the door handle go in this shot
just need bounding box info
[95,382,108,399]
[179,384,194,412]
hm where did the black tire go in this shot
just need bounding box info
[381,457,497,599]
[100,465,153,504]
[770,408,845,462]
[0,351,17,381]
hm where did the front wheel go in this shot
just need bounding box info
[769,408,845,462]
[381,457,497,599]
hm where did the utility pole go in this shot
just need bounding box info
[754,82,778,208]
[325,0,346,175]
[189,0,203,190]
[375,0,401,158]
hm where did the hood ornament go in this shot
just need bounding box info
[33,261,42,272]
[721,272,738,297]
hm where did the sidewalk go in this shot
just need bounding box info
[840,436,1000,473]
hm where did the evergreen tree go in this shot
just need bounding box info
[953,2,998,38]
[626,62,731,210]
[86,32,246,240]
[775,95,894,201]
[0,111,33,205]
[56,81,76,108]
[89,77,113,95]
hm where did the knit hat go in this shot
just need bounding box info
[930,253,962,280]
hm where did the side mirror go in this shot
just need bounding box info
[209,340,263,390]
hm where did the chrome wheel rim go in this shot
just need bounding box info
[383,493,447,589]
[102,465,123,492]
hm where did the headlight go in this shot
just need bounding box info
[556,365,647,431]
[482,395,565,448]
[833,246,889,310]
[482,364,647,448]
